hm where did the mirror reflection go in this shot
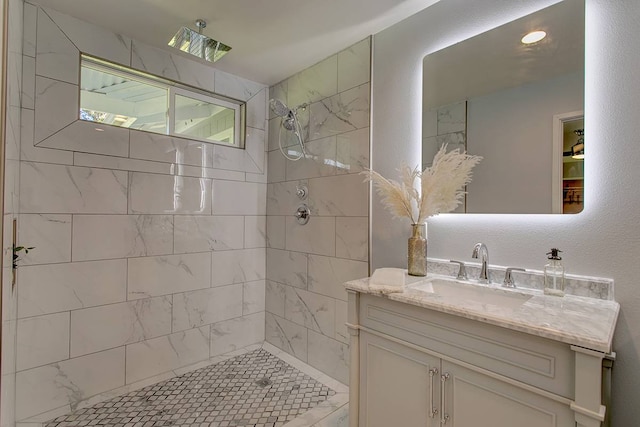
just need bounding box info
[422,0,585,214]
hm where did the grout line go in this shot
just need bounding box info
[69,214,73,262]
[67,310,71,361]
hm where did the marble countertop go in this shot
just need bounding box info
[345,274,619,353]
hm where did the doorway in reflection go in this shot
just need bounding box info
[561,117,584,214]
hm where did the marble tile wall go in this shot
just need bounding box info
[14,3,268,422]
[265,38,371,385]
[2,1,24,426]
[422,100,466,212]
[422,100,466,169]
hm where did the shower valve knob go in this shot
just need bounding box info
[295,204,310,225]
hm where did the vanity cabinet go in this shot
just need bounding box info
[359,332,439,427]
[360,332,574,427]
[347,290,611,427]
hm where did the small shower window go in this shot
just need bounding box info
[79,55,245,148]
[171,89,240,145]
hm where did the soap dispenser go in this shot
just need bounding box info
[544,248,565,297]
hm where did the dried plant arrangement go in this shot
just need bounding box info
[362,144,482,223]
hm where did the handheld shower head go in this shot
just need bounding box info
[282,118,296,131]
[270,98,307,161]
[269,98,291,118]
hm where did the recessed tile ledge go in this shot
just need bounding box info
[345,259,620,353]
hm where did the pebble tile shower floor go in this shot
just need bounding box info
[44,348,337,427]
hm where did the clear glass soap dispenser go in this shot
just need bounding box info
[544,248,565,297]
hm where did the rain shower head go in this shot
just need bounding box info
[168,19,231,63]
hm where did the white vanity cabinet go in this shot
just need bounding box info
[359,332,439,427]
[347,288,615,427]
[360,331,574,427]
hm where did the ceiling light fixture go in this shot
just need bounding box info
[563,129,585,159]
[168,19,231,63]
[571,129,585,159]
[521,30,547,44]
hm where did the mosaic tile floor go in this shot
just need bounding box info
[45,348,337,427]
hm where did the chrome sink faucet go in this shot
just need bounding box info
[472,243,490,284]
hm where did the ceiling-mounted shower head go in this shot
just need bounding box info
[269,98,292,118]
[168,19,232,63]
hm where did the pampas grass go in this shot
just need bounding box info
[362,145,482,223]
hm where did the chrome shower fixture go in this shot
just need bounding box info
[168,19,231,63]
[270,99,291,118]
[269,98,307,161]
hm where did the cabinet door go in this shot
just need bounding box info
[440,361,574,427]
[360,332,440,427]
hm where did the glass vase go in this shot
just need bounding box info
[408,223,427,276]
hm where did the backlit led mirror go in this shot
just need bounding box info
[422,0,585,214]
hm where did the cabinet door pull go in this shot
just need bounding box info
[428,367,439,418]
[441,373,450,424]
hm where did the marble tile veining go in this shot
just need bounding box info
[70,296,172,357]
[125,327,210,384]
[36,8,79,84]
[15,348,125,420]
[131,41,216,93]
[335,217,368,262]
[128,172,212,215]
[17,214,71,265]
[20,162,128,214]
[17,312,70,371]
[285,287,335,337]
[18,259,127,318]
[17,3,273,422]
[127,252,211,299]
[307,331,349,386]
[174,215,245,253]
[267,249,308,290]
[427,258,615,300]
[211,248,266,287]
[308,83,370,142]
[345,271,619,353]
[210,312,265,357]
[287,55,338,109]
[336,127,369,175]
[42,6,132,66]
[172,285,243,332]
[72,215,173,261]
[266,313,308,362]
[38,120,130,158]
[285,216,336,257]
[33,76,78,144]
[308,174,368,217]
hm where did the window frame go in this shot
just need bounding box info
[169,87,242,146]
[79,55,246,149]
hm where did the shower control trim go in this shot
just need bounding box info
[296,204,310,225]
[296,185,308,200]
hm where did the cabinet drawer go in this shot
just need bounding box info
[359,294,574,398]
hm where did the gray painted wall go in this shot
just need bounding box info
[371,0,640,424]
[467,71,583,213]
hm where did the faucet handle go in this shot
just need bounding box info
[503,267,526,288]
[449,260,468,280]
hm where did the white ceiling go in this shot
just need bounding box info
[423,0,584,109]
[31,0,441,86]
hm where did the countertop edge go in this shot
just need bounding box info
[345,278,619,354]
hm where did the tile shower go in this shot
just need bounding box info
[1,0,370,425]
[265,39,371,385]
[14,2,268,424]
